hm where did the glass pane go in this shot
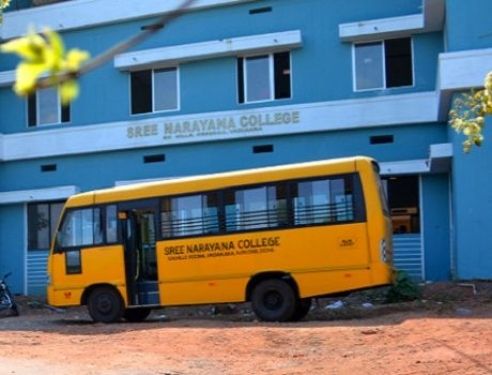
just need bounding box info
[65,250,81,274]
[131,70,152,114]
[38,87,59,125]
[93,208,104,245]
[268,184,289,227]
[246,55,271,102]
[355,42,384,90]
[28,204,50,250]
[140,212,157,279]
[225,187,268,231]
[237,58,245,103]
[106,205,118,243]
[58,208,94,247]
[294,180,331,225]
[50,203,64,242]
[161,193,219,238]
[202,194,220,235]
[385,37,413,88]
[331,178,354,222]
[274,52,291,99]
[173,195,202,237]
[293,177,355,225]
[27,93,36,127]
[154,68,178,111]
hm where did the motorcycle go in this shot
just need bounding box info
[0,272,19,316]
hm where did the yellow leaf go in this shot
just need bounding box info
[59,80,79,105]
[1,32,46,61]
[43,29,64,70]
[64,49,90,71]
[14,62,47,95]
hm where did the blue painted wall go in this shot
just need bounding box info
[446,0,492,52]
[0,204,25,294]
[1,0,478,292]
[445,0,492,279]
[422,174,451,281]
[0,122,448,193]
[0,0,443,134]
[451,114,492,279]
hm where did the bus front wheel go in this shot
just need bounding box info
[87,286,124,323]
[251,279,297,322]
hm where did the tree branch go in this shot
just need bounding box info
[36,0,196,88]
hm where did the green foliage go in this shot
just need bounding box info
[386,270,421,303]
[449,72,492,152]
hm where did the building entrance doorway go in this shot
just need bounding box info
[383,175,423,280]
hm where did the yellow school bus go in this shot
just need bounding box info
[47,156,392,323]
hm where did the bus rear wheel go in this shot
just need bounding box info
[123,307,151,322]
[251,279,297,322]
[87,286,124,323]
[291,298,312,321]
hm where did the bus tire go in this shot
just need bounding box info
[290,298,312,321]
[251,279,297,322]
[123,308,151,322]
[87,286,124,323]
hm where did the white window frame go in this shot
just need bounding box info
[152,66,180,113]
[28,87,64,127]
[129,66,180,116]
[352,38,415,92]
[239,52,293,104]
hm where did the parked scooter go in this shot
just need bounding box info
[0,272,19,316]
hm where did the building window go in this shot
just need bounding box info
[353,37,413,91]
[238,51,291,103]
[131,67,179,114]
[28,87,70,127]
[27,201,64,250]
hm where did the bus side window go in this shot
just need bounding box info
[94,208,104,245]
[291,176,357,226]
[292,179,331,225]
[57,207,103,248]
[224,184,288,232]
[160,192,220,239]
[106,205,118,243]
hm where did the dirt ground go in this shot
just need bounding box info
[0,282,491,375]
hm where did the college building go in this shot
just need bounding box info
[0,0,491,295]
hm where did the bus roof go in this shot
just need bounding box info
[66,156,375,207]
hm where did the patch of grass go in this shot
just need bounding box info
[386,270,421,303]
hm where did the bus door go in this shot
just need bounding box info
[119,199,160,307]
